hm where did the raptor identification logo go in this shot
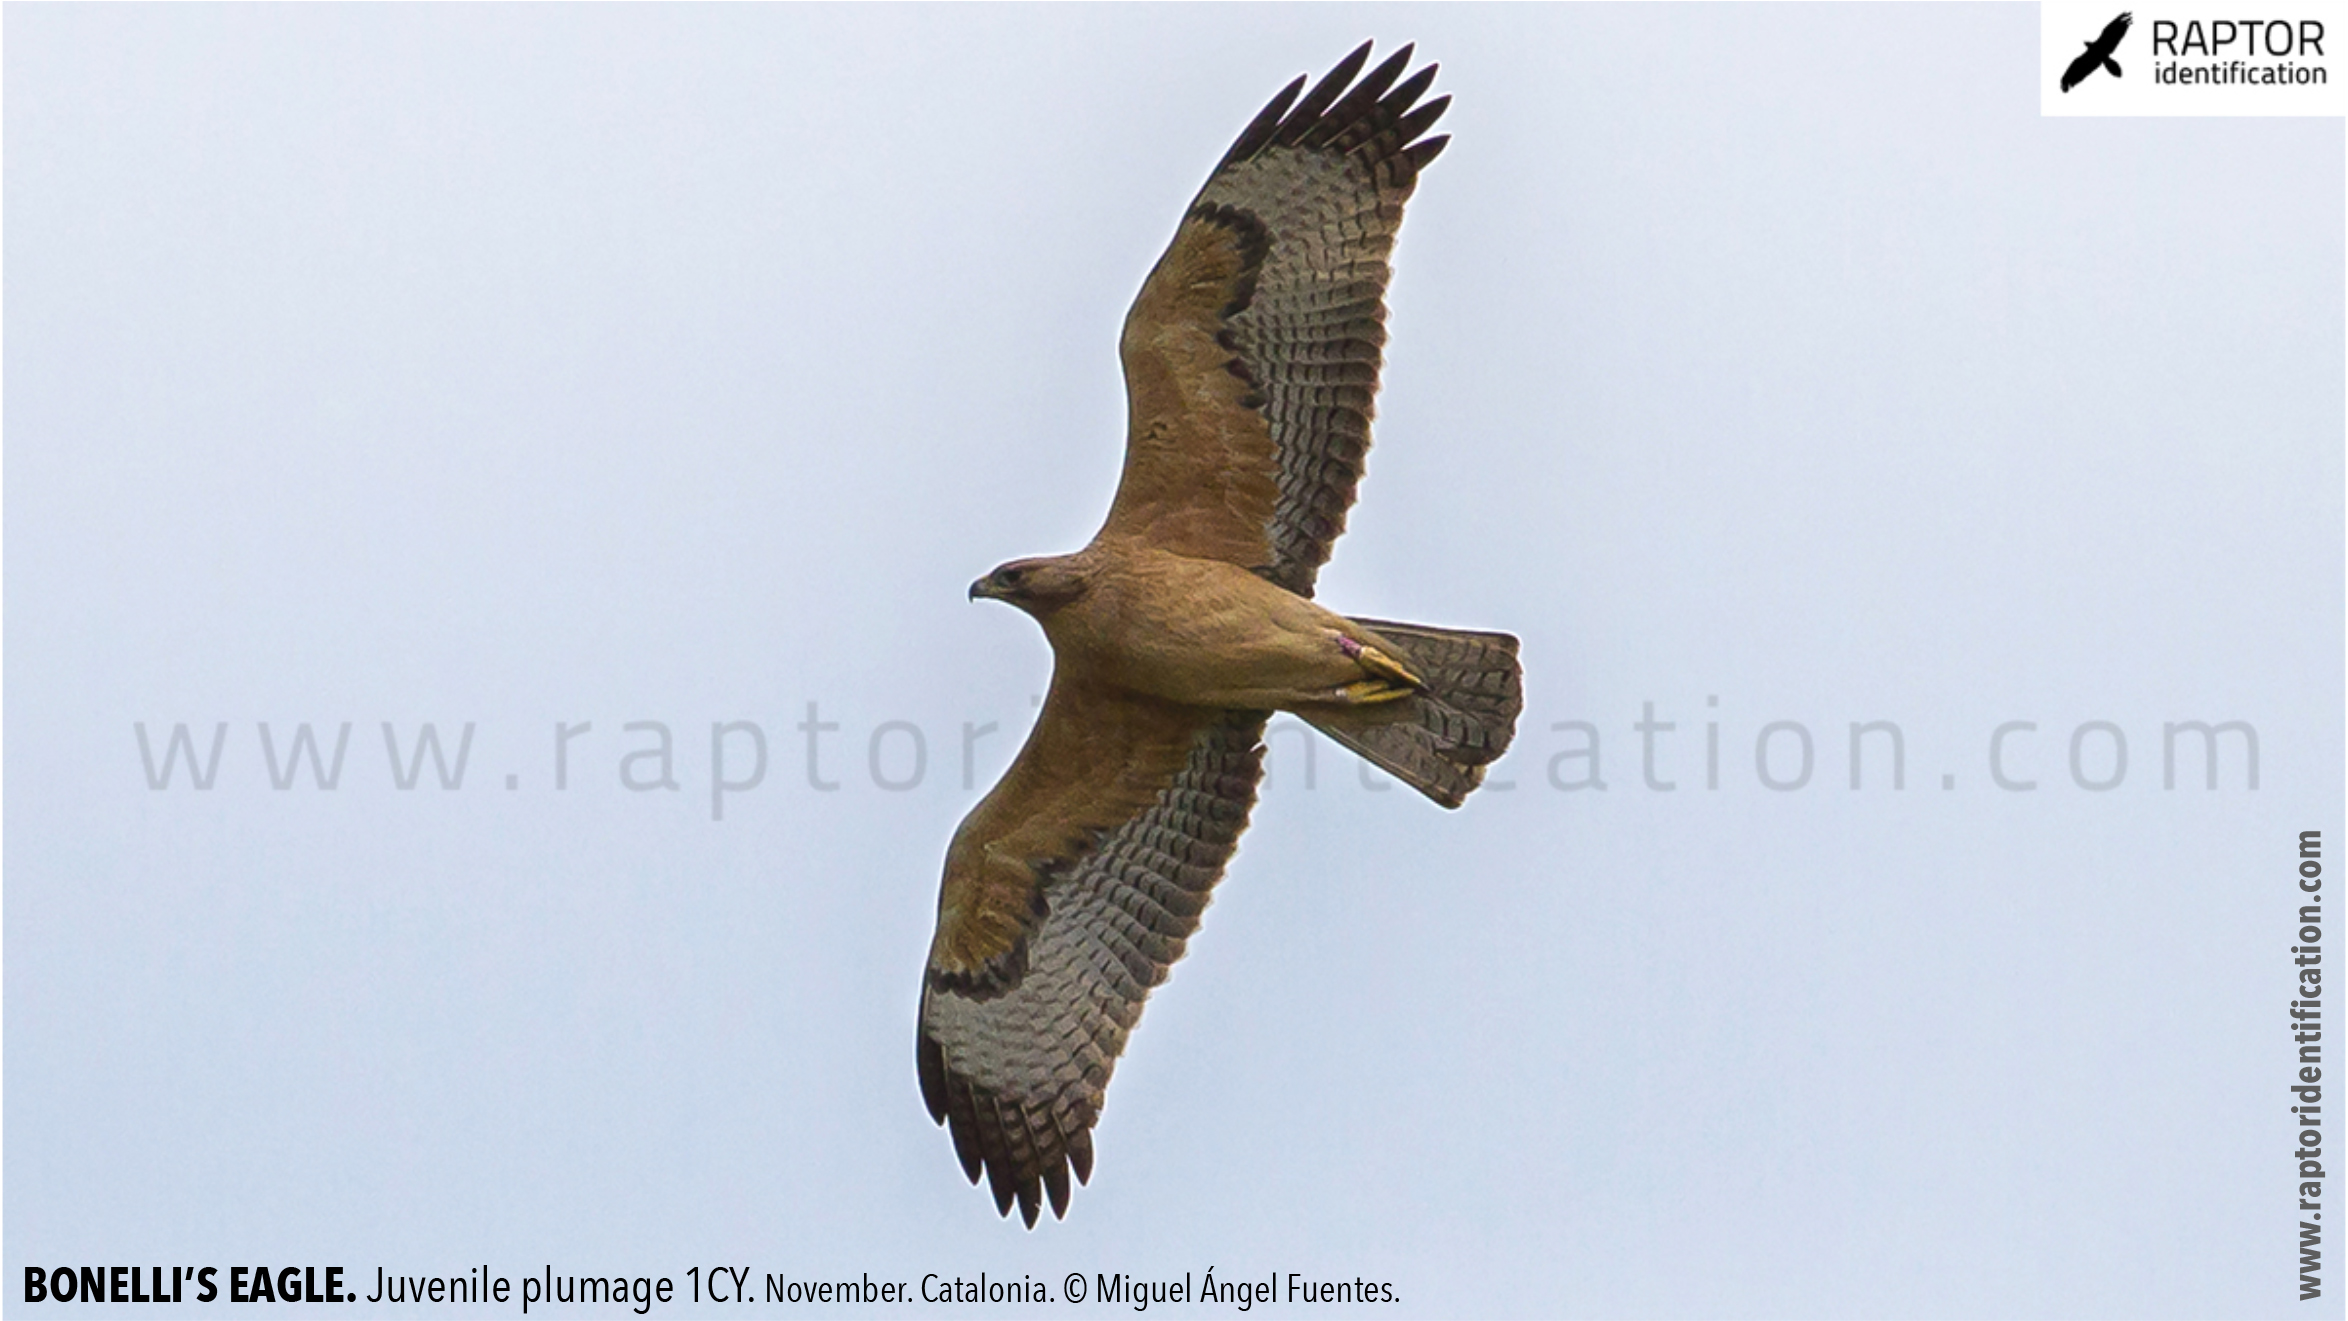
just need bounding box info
[2040,0,2346,116]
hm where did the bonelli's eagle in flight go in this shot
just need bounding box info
[918,42,1524,1226]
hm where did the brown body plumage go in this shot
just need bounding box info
[918,42,1524,1226]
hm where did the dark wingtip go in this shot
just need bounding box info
[1276,40,1376,146]
[1221,73,1308,168]
[1302,44,1416,149]
[948,1103,984,1182]
[1393,95,1450,146]
[916,1028,949,1124]
[1387,64,1440,117]
[1208,42,1450,190]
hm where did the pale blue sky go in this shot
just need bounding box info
[6,5,2340,1316]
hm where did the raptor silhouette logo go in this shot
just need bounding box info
[2061,11,2134,92]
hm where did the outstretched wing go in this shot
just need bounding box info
[1102,41,1449,598]
[919,689,1267,1225]
[2097,11,2133,55]
[2061,45,2102,91]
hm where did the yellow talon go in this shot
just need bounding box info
[1356,644,1424,690]
[1334,677,1417,705]
[1338,634,1425,690]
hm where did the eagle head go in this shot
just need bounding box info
[969,555,1089,616]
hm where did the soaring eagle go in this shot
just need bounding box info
[917,42,1524,1226]
[2061,12,2132,92]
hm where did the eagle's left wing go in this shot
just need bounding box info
[919,691,1267,1226]
[1101,42,1449,598]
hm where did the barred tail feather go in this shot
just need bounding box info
[1303,619,1523,808]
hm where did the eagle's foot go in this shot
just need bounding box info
[1337,635,1426,691]
[1327,677,1418,706]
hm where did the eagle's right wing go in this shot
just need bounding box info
[1102,42,1449,598]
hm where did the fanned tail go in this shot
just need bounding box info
[1301,619,1522,808]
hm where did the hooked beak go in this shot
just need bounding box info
[968,576,998,602]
